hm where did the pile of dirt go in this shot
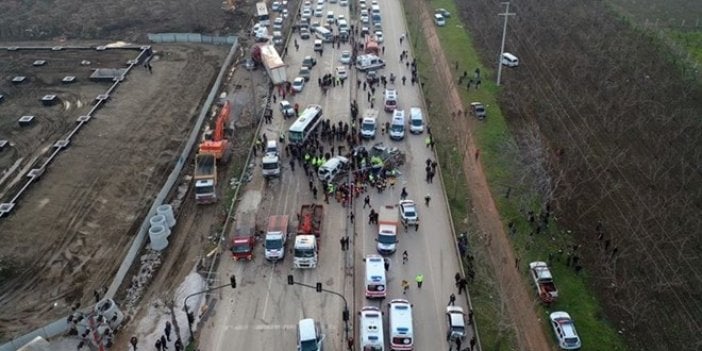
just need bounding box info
[456,0,702,349]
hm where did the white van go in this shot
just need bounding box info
[314,39,324,52]
[388,299,413,350]
[409,107,424,134]
[389,110,405,141]
[383,89,398,112]
[265,140,279,157]
[317,156,349,182]
[298,318,324,351]
[315,26,332,42]
[501,52,519,67]
[356,54,385,71]
[364,255,386,298]
[359,306,385,351]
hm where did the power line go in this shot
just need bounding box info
[496,2,516,86]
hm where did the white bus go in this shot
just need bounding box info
[288,104,323,145]
[388,299,413,350]
[359,306,384,351]
[256,2,270,25]
[364,255,386,298]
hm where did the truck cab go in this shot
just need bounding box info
[230,235,255,261]
[293,235,318,268]
[376,205,399,255]
[262,154,280,178]
[264,215,289,261]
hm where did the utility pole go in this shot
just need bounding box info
[287,275,350,343]
[496,2,515,86]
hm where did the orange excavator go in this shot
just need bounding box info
[199,100,232,161]
[194,100,231,204]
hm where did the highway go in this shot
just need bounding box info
[199,0,475,349]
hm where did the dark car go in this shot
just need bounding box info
[303,56,317,67]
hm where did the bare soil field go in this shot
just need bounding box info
[0,0,237,42]
[457,0,702,349]
[0,43,228,340]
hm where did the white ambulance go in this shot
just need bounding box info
[388,299,413,350]
[359,306,384,351]
[364,254,387,299]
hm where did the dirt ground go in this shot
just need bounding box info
[408,1,553,350]
[0,48,138,194]
[0,43,228,340]
[0,0,240,42]
[456,0,702,350]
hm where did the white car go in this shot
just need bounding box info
[374,31,384,43]
[292,77,305,92]
[336,66,348,80]
[360,15,370,24]
[549,312,582,350]
[399,200,418,225]
[316,0,324,5]
[272,1,281,11]
[314,5,324,17]
[339,50,352,64]
[282,9,289,18]
[273,17,284,30]
[340,0,348,6]
[280,100,295,118]
[302,9,312,19]
[446,306,467,342]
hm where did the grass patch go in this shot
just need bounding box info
[667,30,702,65]
[406,0,630,349]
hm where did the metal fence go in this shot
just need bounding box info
[148,33,237,45]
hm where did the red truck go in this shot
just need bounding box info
[529,261,559,304]
[230,215,256,261]
[297,204,324,239]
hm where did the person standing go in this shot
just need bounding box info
[424,194,431,206]
[155,339,162,351]
[384,258,390,272]
[415,273,424,288]
[401,280,409,294]
[164,321,172,341]
[363,195,371,208]
[130,336,138,351]
[160,335,168,350]
[457,278,468,295]
[448,293,456,306]
[402,250,408,264]
[174,339,184,351]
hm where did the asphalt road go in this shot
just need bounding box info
[199,0,474,349]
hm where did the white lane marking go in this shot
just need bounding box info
[228,324,338,331]
[261,267,275,319]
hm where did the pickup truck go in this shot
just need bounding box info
[529,261,559,304]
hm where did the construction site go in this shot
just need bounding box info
[0,40,240,339]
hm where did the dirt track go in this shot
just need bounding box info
[411,1,552,350]
[0,44,227,339]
